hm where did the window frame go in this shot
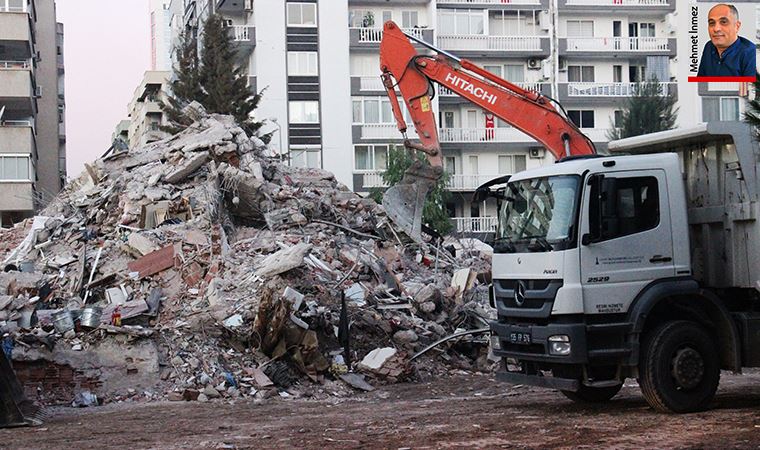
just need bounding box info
[589,175,660,242]
[288,100,320,124]
[353,144,390,172]
[287,2,317,27]
[290,146,322,169]
[287,51,319,76]
[0,155,33,182]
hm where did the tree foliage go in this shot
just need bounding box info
[607,76,678,141]
[370,146,453,235]
[743,74,760,138]
[161,15,265,136]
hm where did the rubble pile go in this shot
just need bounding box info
[0,108,494,405]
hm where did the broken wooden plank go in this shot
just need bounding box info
[127,245,176,278]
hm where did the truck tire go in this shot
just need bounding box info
[639,320,720,413]
[562,384,622,403]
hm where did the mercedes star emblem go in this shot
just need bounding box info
[514,280,527,307]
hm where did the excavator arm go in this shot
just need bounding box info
[379,21,595,242]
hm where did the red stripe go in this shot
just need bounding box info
[688,76,756,82]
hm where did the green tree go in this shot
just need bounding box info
[199,14,264,136]
[161,16,266,136]
[371,146,453,235]
[743,74,760,138]
[607,76,678,141]
[161,28,204,133]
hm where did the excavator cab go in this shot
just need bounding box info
[0,351,42,428]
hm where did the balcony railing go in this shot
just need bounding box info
[0,1,29,13]
[438,34,542,51]
[439,82,545,97]
[360,76,385,91]
[452,217,498,233]
[568,82,673,97]
[360,123,418,139]
[231,25,250,42]
[439,127,533,143]
[439,0,540,3]
[565,37,669,52]
[360,171,502,192]
[352,27,426,43]
[0,60,30,70]
[565,0,668,4]
[1,120,33,127]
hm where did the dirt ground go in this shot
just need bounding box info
[2,370,760,450]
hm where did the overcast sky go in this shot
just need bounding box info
[57,0,150,177]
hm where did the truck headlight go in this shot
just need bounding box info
[490,335,501,350]
[548,335,571,356]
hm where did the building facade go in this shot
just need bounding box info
[0,0,66,227]
[126,71,172,149]
[169,0,758,235]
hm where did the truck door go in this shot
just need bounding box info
[580,170,675,314]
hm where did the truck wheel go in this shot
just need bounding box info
[562,384,622,403]
[639,320,720,413]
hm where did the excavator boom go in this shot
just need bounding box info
[379,21,595,241]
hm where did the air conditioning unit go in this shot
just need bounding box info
[558,58,568,72]
[527,58,541,70]
[244,0,253,11]
[538,11,551,31]
[34,86,43,98]
[529,147,545,159]
[224,19,234,27]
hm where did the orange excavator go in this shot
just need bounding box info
[378,21,596,242]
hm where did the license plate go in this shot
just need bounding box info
[509,332,532,345]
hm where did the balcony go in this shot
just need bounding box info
[438,82,550,100]
[349,27,434,49]
[359,171,501,192]
[438,0,540,4]
[439,127,534,143]
[452,216,498,233]
[562,37,674,55]
[0,62,36,115]
[565,82,675,97]
[359,123,418,140]
[437,35,547,55]
[217,0,252,14]
[230,25,255,55]
[560,0,674,11]
[0,7,33,45]
[0,121,36,156]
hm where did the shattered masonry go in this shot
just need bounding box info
[0,106,495,405]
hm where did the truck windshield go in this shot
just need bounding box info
[496,175,580,252]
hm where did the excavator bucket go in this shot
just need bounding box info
[382,160,442,243]
[0,351,42,428]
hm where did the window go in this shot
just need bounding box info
[614,110,623,128]
[567,20,593,37]
[484,65,502,78]
[639,23,655,37]
[498,155,527,174]
[444,156,457,174]
[468,155,479,175]
[589,176,659,241]
[401,11,418,28]
[504,65,524,82]
[613,65,623,83]
[0,156,32,181]
[568,66,595,82]
[352,97,409,124]
[348,9,374,28]
[291,147,321,168]
[702,97,740,122]
[289,101,319,123]
[287,52,318,76]
[568,110,595,128]
[438,9,484,35]
[489,10,539,36]
[287,3,317,27]
[354,144,389,171]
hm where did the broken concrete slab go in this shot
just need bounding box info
[254,243,312,279]
[359,348,397,371]
[339,373,375,392]
[164,153,209,184]
[127,233,159,256]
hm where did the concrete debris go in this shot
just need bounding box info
[0,110,494,407]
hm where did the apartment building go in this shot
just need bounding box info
[168,0,759,236]
[0,0,66,227]
[126,71,172,149]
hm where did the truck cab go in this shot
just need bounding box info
[490,123,760,412]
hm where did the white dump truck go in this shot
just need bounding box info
[487,121,760,413]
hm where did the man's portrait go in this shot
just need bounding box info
[697,3,755,77]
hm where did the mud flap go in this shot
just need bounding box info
[0,351,41,428]
[382,160,443,243]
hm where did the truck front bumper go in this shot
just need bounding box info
[496,369,580,391]
[490,320,589,364]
